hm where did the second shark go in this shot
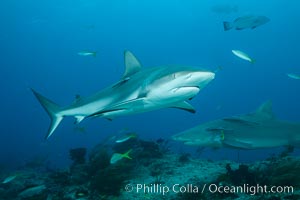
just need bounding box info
[173,101,300,149]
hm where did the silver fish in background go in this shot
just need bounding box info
[78,51,97,57]
[223,15,270,31]
[172,101,300,149]
[18,185,46,198]
[287,73,300,80]
[211,4,238,15]
[115,132,137,143]
[232,50,255,63]
[2,175,18,184]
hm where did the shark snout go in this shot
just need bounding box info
[200,71,215,80]
[190,71,215,87]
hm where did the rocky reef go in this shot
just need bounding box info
[1,139,300,200]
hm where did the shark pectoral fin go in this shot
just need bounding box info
[122,51,142,79]
[171,101,196,113]
[223,139,253,149]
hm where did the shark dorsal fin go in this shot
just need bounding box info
[255,100,275,120]
[123,50,142,78]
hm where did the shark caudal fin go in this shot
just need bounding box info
[31,89,64,139]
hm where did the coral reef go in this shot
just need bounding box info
[178,153,191,163]
[69,148,87,166]
[267,157,300,188]
[224,163,257,185]
[1,138,300,200]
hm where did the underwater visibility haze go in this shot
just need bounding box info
[1,0,300,199]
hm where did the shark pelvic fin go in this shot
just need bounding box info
[123,50,142,78]
[74,116,85,124]
[171,101,196,113]
[31,89,64,139]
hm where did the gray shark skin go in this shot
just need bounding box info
[32,51,215,139]
[172,101,300,149]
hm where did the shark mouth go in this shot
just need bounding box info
[173,86,200,100]
[173,86,200,92]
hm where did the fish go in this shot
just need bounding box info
[172,101,300,149]
[115,133,137,143]
[2,175,17,184]
[78,51,97,57]
[223,15,270,31]
[211,4,238,14]
[18,185,46,198]
[110,149,132,164]
[287,73,300,80]
[232,50,255,63]
[32,50,215,139]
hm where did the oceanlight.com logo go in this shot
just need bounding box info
[208,184,294,195]
[124,183,294,196]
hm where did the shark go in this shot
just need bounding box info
[32,51,215,139]
[172,101,300,149]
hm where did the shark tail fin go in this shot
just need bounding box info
[223,21,233,31]
[31,89,64,139]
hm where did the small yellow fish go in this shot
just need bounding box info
[110,149,132,164]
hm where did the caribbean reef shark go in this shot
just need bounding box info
[172,101,300,149]
[32,51,215,139]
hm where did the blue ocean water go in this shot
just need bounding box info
[0,0,300,169]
